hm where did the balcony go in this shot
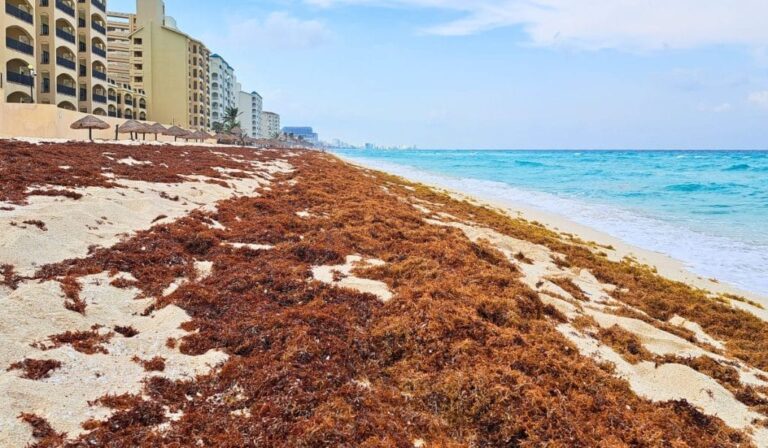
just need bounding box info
[108,94,116,102]
[93,70,107,80]
[92,22,105,35]
[55,0,74,17]
[56,56,76,70]
[92,46,106,57]
[124,98,133,106]
[7,71,34,86]
[57,84,77,97]
[56,28,76,43]
[6,37,34,55]
[93,94,107,104]
[91,0,105,12]
[5,3,34,24]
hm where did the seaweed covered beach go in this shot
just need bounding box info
[1,141,768,447]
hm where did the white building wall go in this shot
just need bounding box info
[209,54,236,125]
[260,111,281,139]
[237,90,262,137]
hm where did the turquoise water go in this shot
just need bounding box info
[332,149,768,296]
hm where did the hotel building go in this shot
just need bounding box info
[260,111,280,139]
[2,0,37,104]
[237,86,262,138]
[282,126,318,145]
[209,53,236,125]
[1,0,115,115]
[106,0,210,129]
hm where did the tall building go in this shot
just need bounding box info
[1,0,116,115]
[282,126,318,144]
[2,0,37,104]
[106,0,210,129]
[237,88,262,138]
[260,111,280,139]
[209,54,236,125]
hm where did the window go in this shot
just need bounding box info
[133,38,142,45]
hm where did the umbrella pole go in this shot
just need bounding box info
[89,128,93,142]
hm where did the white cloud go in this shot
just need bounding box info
[748,91,768,109]
[305,0,768,50]
[219,12,331,49]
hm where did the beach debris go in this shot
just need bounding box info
[312,255,393,303]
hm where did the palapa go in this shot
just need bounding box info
[147,123,167,140]
[118,120,149,140]
[164,126,190,141]
[70,115,110,141]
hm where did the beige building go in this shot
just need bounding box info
[2,0,37,104]
[1,0,110,115]
[106,0,210,130]
[260,111,280,139]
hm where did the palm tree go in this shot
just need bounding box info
[223,107,241,132]
[212,122,224,133]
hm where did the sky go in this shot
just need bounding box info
[108,0,768,149]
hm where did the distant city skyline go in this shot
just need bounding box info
[108,0,768,149]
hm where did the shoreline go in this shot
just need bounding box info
[335,153,768,308]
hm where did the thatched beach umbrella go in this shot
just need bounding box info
[118,120,149,141]
[230,126,244,136]
[147,123,167,140]
[70,115,110,141]
[183,130,204,142]
[164,126,189,142]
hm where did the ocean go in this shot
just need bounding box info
[331,149,768,296]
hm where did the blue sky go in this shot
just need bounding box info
[109,0,768,149]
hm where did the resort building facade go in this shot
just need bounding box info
[260,111,280,139]
[209,54,236,125]
[2,0,37,104]
[106,0,210,130]
[2,0,283,140]
[1,0,114,115]
[237,88,262,138]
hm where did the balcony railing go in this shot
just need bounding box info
[92,21,105,35]
[93,70,107,80]
[55,0,75,17]
[41,51,51,64]
[92,46,106,57]
[93,94,107,104]
[57,84,77,97]
[6,37,34,55]
[124,98,133,106]
[56,28,76,43]
[139,102,146,109]
[108,111,117,117]
[56,56,76,70]
[91,0,106,12]
[108,94,116,102]
[7,71,34,86]
[6,3,34,24]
